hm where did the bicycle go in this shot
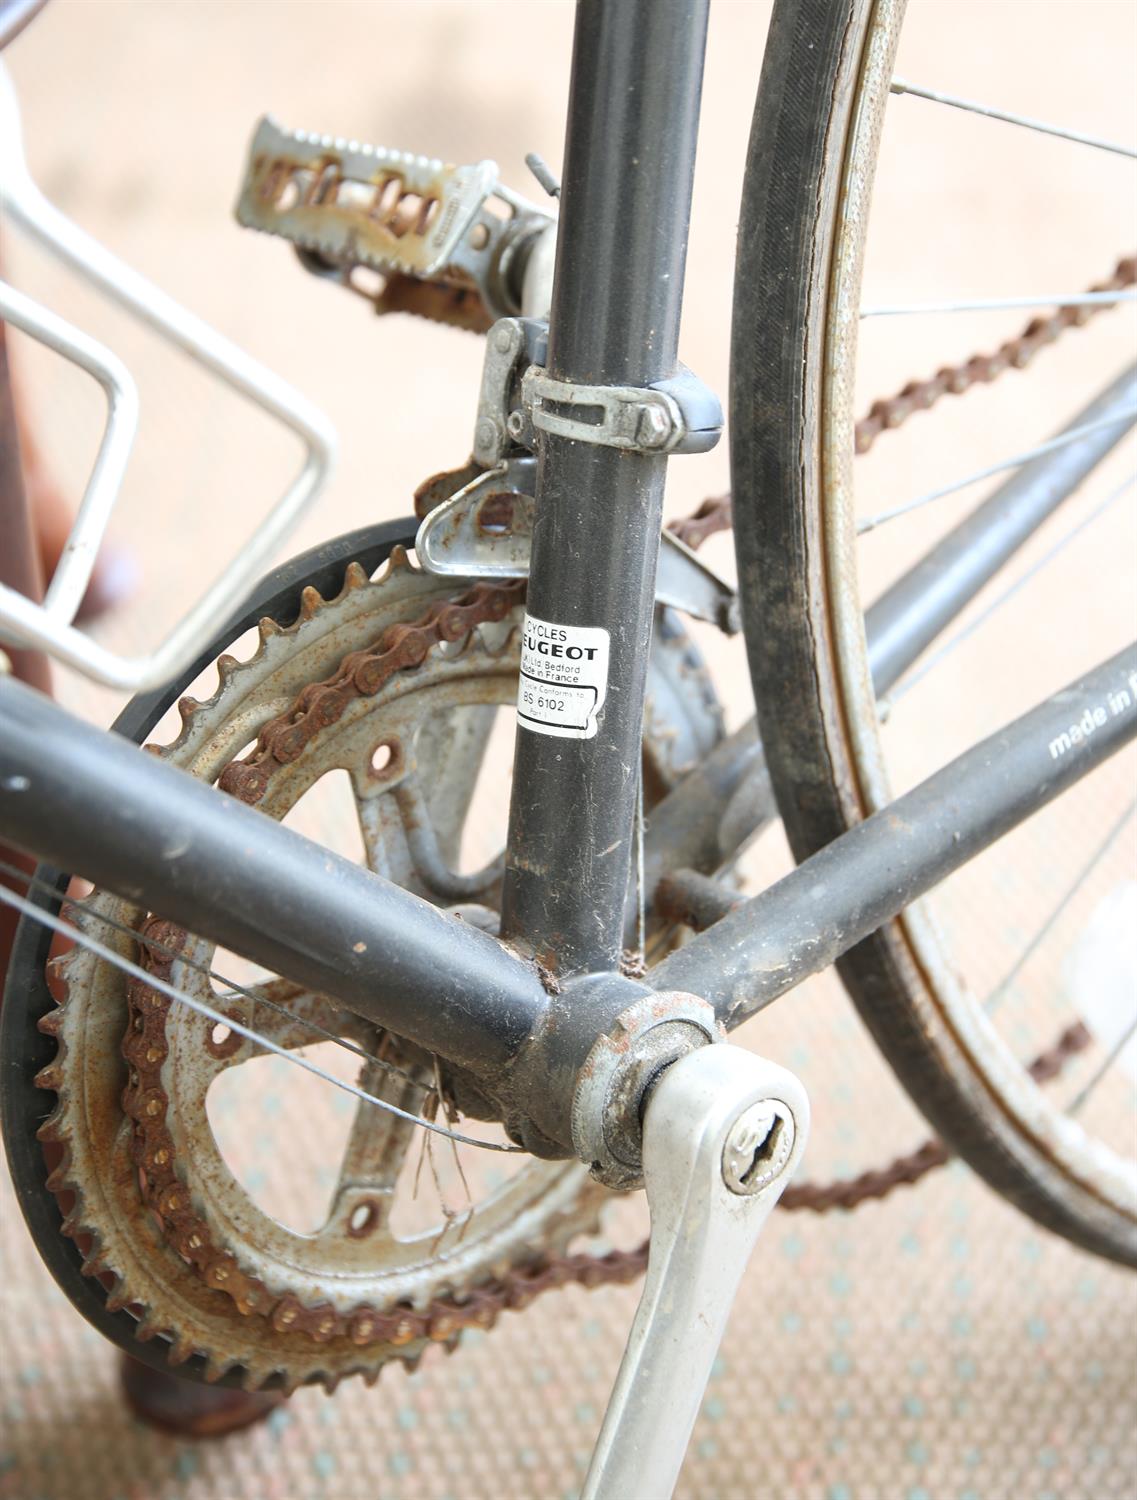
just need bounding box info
[0,0,1134,1494]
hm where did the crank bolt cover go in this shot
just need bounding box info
[721,1099,795,1196]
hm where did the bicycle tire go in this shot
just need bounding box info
[730,0,1137,1264]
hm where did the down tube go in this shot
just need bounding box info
[651,644,1137,1025]
[500,0,710,977]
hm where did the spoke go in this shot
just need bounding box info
[1068,1010,1137,1115]
[208,976,314,1056]
[211,975,306,1010]
[886,474,1136,705]
[0,881,522,1153]
[890,76,1137,159]
[983,800,1137,1018]
[862,291,1137,318]
[857,409,1137,534]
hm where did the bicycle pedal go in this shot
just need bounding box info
[235,117,548,326]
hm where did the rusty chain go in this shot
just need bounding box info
[108,555,1096,1354]
[64,254,1125,1365]
[500,1022,1092,1308]
[669,253,1136,551]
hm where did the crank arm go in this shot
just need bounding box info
[582,1044,809,1499]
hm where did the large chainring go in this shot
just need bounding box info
[33,547,720,1391]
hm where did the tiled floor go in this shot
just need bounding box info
[2,3,1135,1497]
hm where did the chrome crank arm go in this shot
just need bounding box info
[582,1044,809,1500]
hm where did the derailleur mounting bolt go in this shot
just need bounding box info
[475,416,502,452]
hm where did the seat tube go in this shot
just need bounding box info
[500,0,710,976]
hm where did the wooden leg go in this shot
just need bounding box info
[119,1356,285,1438]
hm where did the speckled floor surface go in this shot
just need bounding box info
[2,3,1136,1497]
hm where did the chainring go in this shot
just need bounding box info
[31,546,722,1391]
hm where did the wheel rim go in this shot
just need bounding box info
[823,0,1136,1239]
[737,0,1137,1255]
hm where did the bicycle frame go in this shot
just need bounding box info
[2,0,1136,1163]
[499,1,708,976]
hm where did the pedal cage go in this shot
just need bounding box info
[235,117,552,329]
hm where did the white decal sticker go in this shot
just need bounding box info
[1063,882,1137,1084]
[518,613,610,740]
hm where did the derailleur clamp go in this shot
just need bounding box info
[523,364,722,455]
[474,316,723,464]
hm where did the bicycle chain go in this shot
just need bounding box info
[116,559,1094,1348]
[124,919,1091,1350]
[116,249,1125,1350]
[670,253,1136,551]
[214,576,525,808]
[493,1020,1093,1301]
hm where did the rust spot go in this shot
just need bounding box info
[475,492,516,535]
[414,459,485,521]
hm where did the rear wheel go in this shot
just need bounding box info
[732,0,1137,1263]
